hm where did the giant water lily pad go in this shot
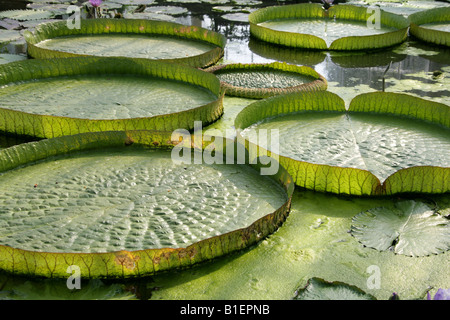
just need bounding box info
[351,200,450,257]
[24,18,226,68]
[249,3,409,50]
[204,62,327,99]
[0,57,224,138]
[409,7,450,47]
[235,91,450,196]
[0,130,294,278]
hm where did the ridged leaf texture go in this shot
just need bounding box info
[0,130,294,279]
[409,7,450,47]
[235,91,449,196]
[24,18,226,68]
[248,3,409,50]
[0,57,224,138]
[204,62,327,99]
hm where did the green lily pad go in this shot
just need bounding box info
[164,0,201,3]
[26,3,71,15]
[409,7,450,47]
[0,10,54,21]
[248,38,327,66]
[123,12,177,21]
[249,3,409,50]
[109,0,156,5]
[351,200,450,257]
[0,18,22,30]
[0,57,224,138]
[0,30,22,44]
[205,62,327,99]
[0,130,294,278]
[24,18,226,68]
[294,278,376,300]
[0,54,27,65]
[144,6,189,16]
[235,91,450,196]
[221,12,250,22]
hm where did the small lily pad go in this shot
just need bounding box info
[0,54,27,65]
[221,12,249,23]
[0,10,54,21]
[205,62,327,99]
[351,200,450,257]
[144,6,189,16]
[0,30,22,44]
[294,278,376,300]
[109,0,156,5]
[123,12,177,21]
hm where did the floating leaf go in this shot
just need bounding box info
[0,130,294,278]
[0,10,54,21]
[221,12,250,23]
[0,30,22,44]
[249,3,409,50]
[123,12,177,21]
[409,7,450,47]
[24,18,226,68]
[0,54,27,65]
[294,278,376,300]
[0,57,224,138]
[205,62,327,99]
[351,200,450,257]
[109,0,156,5]
[235,91,450,196]
[144,6,189,16]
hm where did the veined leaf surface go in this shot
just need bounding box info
[0,131,294,278]
[409,7,450,47]
[248,3,409,50]
[24,18,226,68]
[351,200,450,257]
[205,62,327,99]
[235,91,450,196]
[0,57,224,138]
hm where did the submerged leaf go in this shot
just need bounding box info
[351,200,450,257]
[294,278,376,300]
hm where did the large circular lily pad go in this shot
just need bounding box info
[0,131,294,279]
[409,7,450,47]
[204,62,327,99]
[24,18,226,68]
[235,91,450,196]
[249,3,409,50]
[0,57,224,138]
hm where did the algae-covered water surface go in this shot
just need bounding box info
[0,0,449,302]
